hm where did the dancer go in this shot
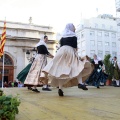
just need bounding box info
[86,54,108,88]
[112,56,120,87]
[24,35,54,92]
[42,23,92,96]
[17,57,35,90]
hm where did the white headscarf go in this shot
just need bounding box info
[94,55,102,64]
[62,23,76,38]
[35,36,47,48]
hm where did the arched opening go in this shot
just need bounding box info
[0,54,14,84]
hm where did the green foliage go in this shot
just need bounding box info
[0,89,3,96]
[0,94,20,120]
[104,54,113,80]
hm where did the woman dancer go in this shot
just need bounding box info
[17,57,35,90]
[42,23,92,96]
[24,36,54,92]
[86,54,108,88]
[112,56,120,87]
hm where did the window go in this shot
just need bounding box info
[112,52,117,57]
[0,69,9,74]
[104,32,109,37]
[98,41,102,46]
[105,42,109,46]
[0,54,13,65]
[98,51,103,57]
[90,31,95,36]
[97,32,102,37]
[110,26,113,30]
[90,50,95,57]
[111,33,116,38]
[118,33,120,37]
[81,25,84,29]
[102,24,105,29]
[81,32,84,38]
[81,41,85,47]
[105,51,110,55]
[112,42,116,47]
[90,40,95,46]
[95,23,98,28]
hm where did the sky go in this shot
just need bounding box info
[0,0,116,32]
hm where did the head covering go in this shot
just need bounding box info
[93,54,102,64]
[93,54,101,60]
[35,36,47,48]
[62,23,76,38]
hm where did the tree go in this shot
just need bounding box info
[103,54,113,80]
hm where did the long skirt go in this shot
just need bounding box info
[42,46,92,87]
[85,68,108,87]
[24,54,47,86]
[63,64,94,87]
[17,63,32,83]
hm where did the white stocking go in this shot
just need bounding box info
[116,80,119,86]
[77,73,83,84]
[58,80,63,90]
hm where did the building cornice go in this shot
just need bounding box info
[0,26,55,34]
[0,35,57,43]
[4,45,55,50]
[76,27,117,33]
[0,20,53,29]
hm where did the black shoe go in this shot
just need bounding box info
[28,87,33,90]
[97,86,100,89]
[42,87,52,91]
[32,89,40,93]
[115,85,119,87]
[58,89,64,96]
[78,84,88,90]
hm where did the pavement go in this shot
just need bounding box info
[2,86,120,120]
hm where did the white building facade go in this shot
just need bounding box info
[76,14,118,60]
[0,20,57,83]
[115,0,120,62]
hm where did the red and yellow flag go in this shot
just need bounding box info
[0,21,6,58]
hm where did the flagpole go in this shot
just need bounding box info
[1,17,6,89]
[2,54,4,89]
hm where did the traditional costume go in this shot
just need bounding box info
[86,55,108,88]
[17,57,34,83]
[42,23,92,96]
[24,37,52,92]
[112,58,120,87]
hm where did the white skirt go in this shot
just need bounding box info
[42,46,92,87]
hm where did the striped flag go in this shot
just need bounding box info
[0,21,6,58]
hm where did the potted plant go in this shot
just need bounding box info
[0,89,3,96]
[104,54,113,85]
[0,95,20,120]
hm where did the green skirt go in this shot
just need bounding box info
[17,63,32,83]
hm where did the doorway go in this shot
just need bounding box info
[4,76,8,83]
[0,54,14,83]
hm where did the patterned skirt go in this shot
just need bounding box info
[85,68,108,87]
[24,54,47,86]
[42,46,92,87]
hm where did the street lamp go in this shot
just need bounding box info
[26,50,30,60]
[31,47,37,57]
[26,48,37,60]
